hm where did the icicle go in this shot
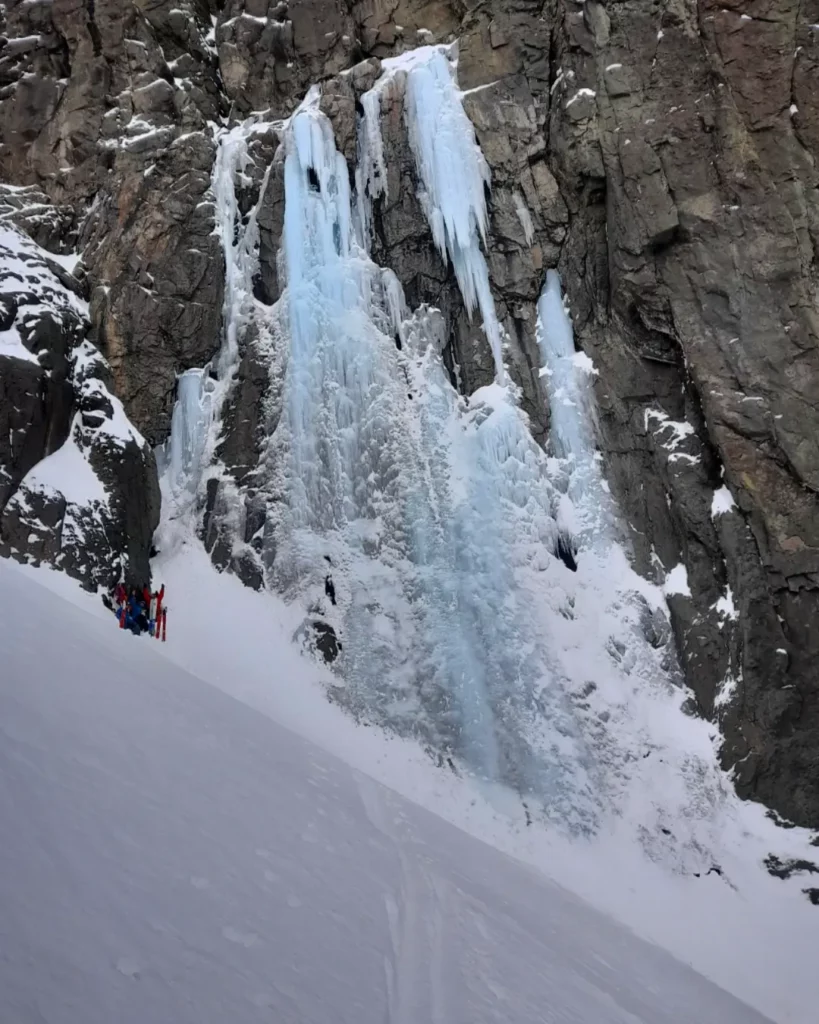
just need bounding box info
[358,47,507,381]
[536,269,597,461]
[381,268,406,343]
[354,87,390,249]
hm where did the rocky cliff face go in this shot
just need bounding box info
[0,0,816,827]
[0,191,159,587]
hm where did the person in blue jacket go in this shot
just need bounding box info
[117,586,148,635]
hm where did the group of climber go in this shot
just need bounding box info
[110,581,167,641]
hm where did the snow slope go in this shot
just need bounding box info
[11,548,819,1023]
[0,558,776,1024]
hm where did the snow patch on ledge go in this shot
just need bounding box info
[714,670,739,710]
[713,586,738,623]
[663,563,691,598]
[645,409,694,450]
[566,87,596,109]
[21,421,108,507]
[711,486,736,517]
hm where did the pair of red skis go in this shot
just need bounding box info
[154,608,168,642]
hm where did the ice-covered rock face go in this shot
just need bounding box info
[158,48,742,854]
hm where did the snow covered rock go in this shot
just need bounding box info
[0,220,159,588]
[0,0,227,442]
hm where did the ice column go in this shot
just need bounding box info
[279,92,371,531]
[162,369,213,501]
[212,121,271,381]
[536,269,611,547]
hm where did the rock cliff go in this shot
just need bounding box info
[0,0,816,826]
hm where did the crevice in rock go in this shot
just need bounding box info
[85,0,103,57]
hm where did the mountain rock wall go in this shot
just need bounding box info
[0,0,816,825]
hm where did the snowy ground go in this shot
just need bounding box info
[0,558,776,1024]
[5,552,818,1024]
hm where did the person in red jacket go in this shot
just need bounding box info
[110,581,128,628]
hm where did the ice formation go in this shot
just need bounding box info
[258,87,595,819]
[536,269,616,553]
[161,46,734,853]
[158,118,274,532]
[160,368,213,504]
[358,47,506,379]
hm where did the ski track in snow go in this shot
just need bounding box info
[0,560,781,1024]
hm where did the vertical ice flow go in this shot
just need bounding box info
[536,270,595,460]
[212,122,270,381]
[360,47,506,381]
[279,89,388,530]
[269,90,595,816]
[537,269,612,548]
[159,120,272,528]
[354,87,389,250]
[162,369,212,502]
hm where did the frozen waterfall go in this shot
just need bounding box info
[158,118,276,542]
[159,368,213,505]
[159,45,732,853]
[261,79,598,823]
